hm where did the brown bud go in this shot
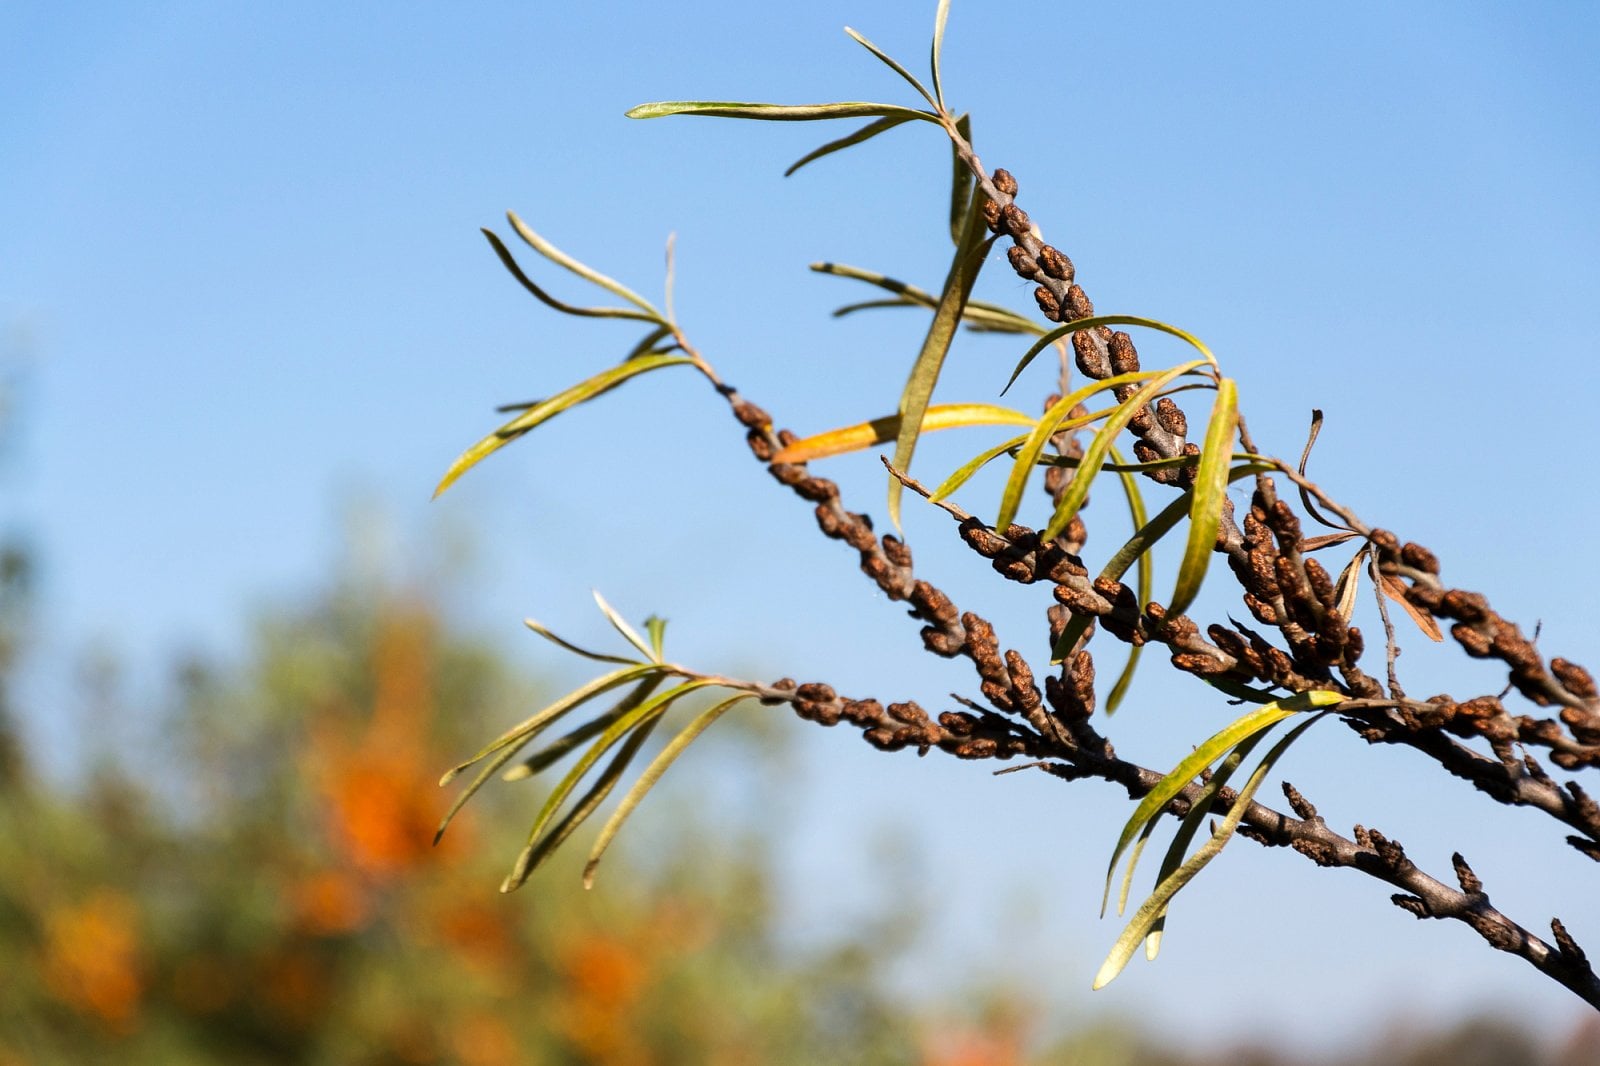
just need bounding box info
[732,400,770,428]
[1034,286,1062,322]
[992,168,1018,197]
[1072,331,1110,377]
[1038,245,1074,281]
[981,198,1002,231]
[1007,245,1039,277]
[1063,285,1094,321]
[1400,542,1440,574]
[1154,397,1187,437]
[1000,202,1032,237]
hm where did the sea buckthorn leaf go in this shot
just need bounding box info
[929,433,1028,503]
[930,0,953,111]
[947,113,971,243]
[888,187,994,527]
[1100,689,1342,918]
[502,713,665,893]
[771,403,1035,464]
[522,617,637,666]
[1048,458,1273,664]
[644,615,668,661]
[1166,377,1238,620]
[1104,446,1150,715]
[434,666,664,844]
[438,664,661,789]
[1142,731,1266,958]
[785,115,916,177]
[584,693,757,888]
[1036,362,1208,542]
[501,702,636,781]
[843,27,937,108]
[1093,711,1330,988]
[994,366,1192,535]
[434,354,694,497]
[506,211,661,317]
[508,679,722,890]
[1001,315,1218,396]
[481,229,666,324]
[592,590,658,663]
[625,100,939,123]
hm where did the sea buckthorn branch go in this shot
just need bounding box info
[694,356,1600,1000]
[433,5,1599,1009]
[759,655,1600,1005]
[935,128,1600,842]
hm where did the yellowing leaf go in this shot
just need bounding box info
[771,403,1035,464]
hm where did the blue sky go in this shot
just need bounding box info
[5,1,1599,1051]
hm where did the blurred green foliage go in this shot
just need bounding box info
[0,561,1594,1064]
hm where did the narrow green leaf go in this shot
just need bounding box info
[843,27,938,108]
[506,212,661,317]
[1166,377,1239,620]
[434,742,536,847]
[644,615,668,660]
[997,362,1202,538]
[438,664,661,787]
[1048,459,1273,664]
[994,369,1175,534]
[435,671,665,844]
[888,186,994,527]
[929,433,1029,503]
[481,229,665,324]
[625,100,939,123]
[1001,315,1219,396]
[1142,731,1267,955]
[519,679,721,861]
[948,113,971,244]
[1097,461,1272,589]
[522,617,637,665]
[785,115,915,177]
[1100,689,1342,916]
[831,297,1037,335]
[592,590,658,663]
[815,262,1038,334]
[1036,452,1198,474]
[1204,676,1283,704]
[1040,365,1211,544]
[930,0,953,111]
[434,354,694,497]
[1104,446,1151,716]
[1116,818,1162,918]
[771,403,1035,464]
[584,693,756,888]
[813,261,930,302]
[501,702,636,781]
[502,714,664,893]
[624,324,676,361]
[1093,712,1329,988]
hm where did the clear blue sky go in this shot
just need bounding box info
[5,1,1599,1051]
